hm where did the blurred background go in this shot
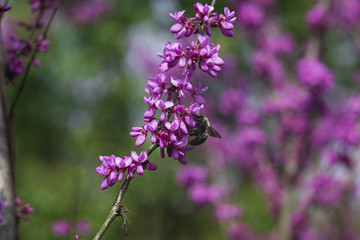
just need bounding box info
[4,0,315,239]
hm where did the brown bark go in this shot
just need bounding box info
[0,20,17,240]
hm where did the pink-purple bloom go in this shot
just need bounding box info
[15,197,34,221]
[296,58,335,92]
[305,4,329,30]
[52,220,71,237]
[0,5,11,12]
[96,152,156,189]
[237,2,264,30]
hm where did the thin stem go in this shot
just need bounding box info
[93,143,159,240]
[29,8,45,42]
[9,1,60,118]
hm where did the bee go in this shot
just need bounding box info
[189,114,222,145]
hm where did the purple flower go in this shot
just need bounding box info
[75,235,84,240]
[215,204,242,222]
[15,197,34,221]
[8,55,24,79]
[219,89,244,115]
[145,73,169,97]
[252,51,285,86]
[263,84,308,113]
[0,5,11,12]
[36,35,50,52]
[190,81,208,104]
[194,3,214,21]
[311,174,345,207]
[324,149,351,168]
[52,220,71,237]
[171,75,192,101]
[176,165,208,188]
[188,184,222,206]
[155,99,174,122]
[76,219,91,235]
[130,126,148,147]
[237,2,264,30]
[259,34,296,56]
[158,41,185,72]
[334,115,360,145]
[305,4,329,30]
[130,150,148,176]
[29,0,57,11]
[218,7,236,37]
[117,156,132,182]
[255,166,283,213]
[96,155,122,190]
[197,34,224,77]
[296,58,335,92]
[144,119,158,143]
[170,10,195,39]
[65,0,113,25]
[333,0,360,28]
[227,223,254,240]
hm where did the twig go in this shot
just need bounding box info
[93,143,159,240]
[9,1,60,118]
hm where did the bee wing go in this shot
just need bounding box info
[207,126,222,139]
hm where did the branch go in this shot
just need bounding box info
[9,1,60,118]
[93,143,159,240]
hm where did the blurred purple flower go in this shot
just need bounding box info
[15,197,34,221]
[215,204,242,222]
[76,219,91,235]
[188,184,222,206]
[305,4,329,30]
[296,58,335,92]
[311,174,345,207]
[66,0,114,24]
[252,51,285,86]
[237,2,264,30]
[259,34,296,56]
[227,223,254,240]
[333,0,360,28]
[52,220,71,237]
[176,165,208,188]
[0,5,11,12]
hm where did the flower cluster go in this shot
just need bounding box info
[15,197,34,221]
[96,3,234,189]
[162,3,235,77]
[170,3,236,38]
[96,152,156,190]
[4,1,57,81]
